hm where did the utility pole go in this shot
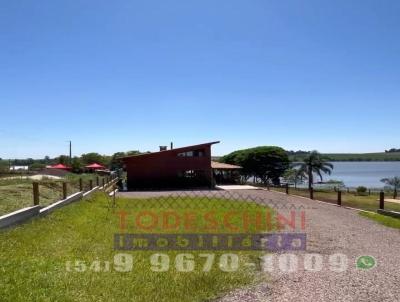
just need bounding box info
[69,140,72,165]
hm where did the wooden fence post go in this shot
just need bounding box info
[394,189,397,199]
[62,182,67,200]
[379,191,385,210]
[89,179,93,190]
[310,187,314,200]
[33,182,39,205]
[96,176,99,187]
[285,183,289,195]
[337,190,342,206]
[79,178,83,191]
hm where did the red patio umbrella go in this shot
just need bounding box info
[50,163,71,170]
[85,163,105,170]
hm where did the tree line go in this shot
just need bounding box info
[221,146,333,189]
[222,147,400,194]
[0,150,141,174]
[385,148,400,153]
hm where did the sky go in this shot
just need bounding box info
[1,0,400,159]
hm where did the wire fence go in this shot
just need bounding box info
[2,173,398,222]
[109,190,309,250]
[115,189,312,211]
[261,184,400,213]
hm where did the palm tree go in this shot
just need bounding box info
[293,151,334,190]
[283,168,306,189]
[381,176,400,199]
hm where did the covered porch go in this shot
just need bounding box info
[211,161,242,184]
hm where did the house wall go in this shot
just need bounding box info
[123,145,213,189]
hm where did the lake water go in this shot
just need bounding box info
[320,161,400,188]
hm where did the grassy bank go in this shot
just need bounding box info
[0,193,271,302]
[359,212,400,229]
[0,178,61,215]
[269,186,400,212]
[0,174,98,216]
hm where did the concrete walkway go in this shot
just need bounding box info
[216,185,260,190]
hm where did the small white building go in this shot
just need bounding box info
[9,165,29,171]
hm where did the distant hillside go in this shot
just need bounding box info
[289,152,400,162]
[216,152,400,162]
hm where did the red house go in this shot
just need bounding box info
[121,142,220,189]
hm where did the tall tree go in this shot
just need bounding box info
[381,176,400,199]
[222,146,289,185]
[293,151,334,190]
[110,152,127,170]
[57,155,69,165]
[71,157,83,173]
[81,153,107,166]
[43,156,51,164]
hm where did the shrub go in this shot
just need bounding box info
[356,186,368,195]
[29,163,46,170]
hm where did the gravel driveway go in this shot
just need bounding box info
[119,189,400,301]
[219,189,400,302]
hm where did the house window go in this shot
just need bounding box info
[184,170,195,178]
[194,149,204,157]
[178,170,205,178]
[177,149,205,157]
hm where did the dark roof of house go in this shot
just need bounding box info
[120,141,220,160]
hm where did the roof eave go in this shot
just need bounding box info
[119,141,220,160]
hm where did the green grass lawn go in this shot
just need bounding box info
[0,179,62,216]
[359,212,400,229]
[0,193,271,302]
[0,175,99,216]
[270,187,400,212]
